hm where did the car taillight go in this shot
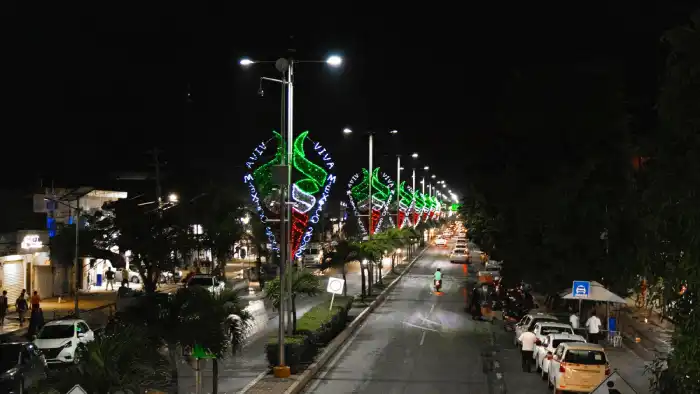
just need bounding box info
[605,364,611,375]
[559,364,566,373]
[546,353,553,360]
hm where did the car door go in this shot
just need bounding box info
[78,322,94,342]
[535,335,549,364]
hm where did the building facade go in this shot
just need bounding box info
[0,230,52,302]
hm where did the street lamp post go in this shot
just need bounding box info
[240,54,342,378]
[396,155,401,228]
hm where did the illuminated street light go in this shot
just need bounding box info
[168,193,179,203]
[389,129,398,134]
[412,152,419,159]
[431,174,436,179]
[326,55,343,67]
[424,166,429,170]
[343,127,353,134]
[239,58,254,66]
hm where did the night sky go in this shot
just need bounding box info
[6,4,696,197]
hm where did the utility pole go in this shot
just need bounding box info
[73,200,80,316]
[396,155,401,228]
[149,148,164,210]
[368,133,373,239]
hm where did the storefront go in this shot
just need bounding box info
[0,230,53,300]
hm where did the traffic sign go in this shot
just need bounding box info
[572,280,591,298]
[590,370,637,393]
[66,385,88,394]
[326,277,345,295]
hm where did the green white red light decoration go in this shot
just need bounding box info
[347,168,395,235]
[244,131,335,258]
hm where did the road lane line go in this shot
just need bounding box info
[429,304,435,314]
[403,321,440,332]
[420,330,426,346]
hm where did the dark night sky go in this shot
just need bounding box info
[5,3,696,197]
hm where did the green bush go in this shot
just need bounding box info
[265,296,353,372]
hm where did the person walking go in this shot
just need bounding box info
[105,267,116,290]
[15,290,28,327]
[0,290,8,327]
[569,306,580,334]
[518,329,538,372]
[585,310,603,344]
[31,291,41,311]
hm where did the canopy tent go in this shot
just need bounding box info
[560,281,627,304]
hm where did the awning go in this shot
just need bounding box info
[561,281,627,303]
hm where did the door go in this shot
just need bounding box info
[2,261,25,308]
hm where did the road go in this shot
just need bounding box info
[303,244,495,394]
[177,261,392,393]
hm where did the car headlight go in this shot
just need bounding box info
[61,341,73,350]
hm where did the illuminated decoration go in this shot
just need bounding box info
[243,130,335,258]
[434,198,442,220]
[397,181,415,229]
[21,234,43,249]
[412,192,426,226]
[347,168,395,235]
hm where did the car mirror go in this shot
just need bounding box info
[77,332,85,338]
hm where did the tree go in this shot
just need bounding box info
[264,270,321,332]
[640,10,700,393]
[351,238,386,297]
[328,240,357,296]
[33,324,172,393]
[94,198,188,293]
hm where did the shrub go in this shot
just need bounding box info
[265,296,353,372]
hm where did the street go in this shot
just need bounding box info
[303,245,494,394]
[177,260,392,393]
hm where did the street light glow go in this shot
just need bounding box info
[343,128,352,134]
[389,129,398,134]
[326,55,343,67]
[442,184,447,188]
[239,58,254,66]
[423,166,429,170]
[411,152,419,159]
[431,175,436,179]
[168,193,179,203]
[400,167,405,170]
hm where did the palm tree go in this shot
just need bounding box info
[264,270,321,332]
[33,324,173,393]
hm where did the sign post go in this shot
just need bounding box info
[572,280,591,327]
[326,277,345,311]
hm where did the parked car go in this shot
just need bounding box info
[513,313,559,347]
[115,269,141,284]
[187,274,225,295]
[548,342,610,393]
[0,342,48,393]
[532,321,575,341]
[534,333,587,379]
[33,319,95,365]
[449,248,469,264]
[302,247,325,268]
[435,238,447,247]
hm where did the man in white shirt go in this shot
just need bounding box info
[585,310,603,344]
[569,307,580,330]
[518,330,538,372]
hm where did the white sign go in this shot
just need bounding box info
[21,235,43,249]
[66,384,88,394]
[326,277,345,295]
[590,371,637,394]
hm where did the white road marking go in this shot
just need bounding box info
[418,316,442,326]
[403,321,440,332]
[420,330,426,346]
[429,304,435,314]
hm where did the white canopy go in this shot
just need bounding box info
[561,281,627,304]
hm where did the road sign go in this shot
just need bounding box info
[66,385,88,394]
[590,370,637,393]
[326,277,345,295]
[572,280,591,298]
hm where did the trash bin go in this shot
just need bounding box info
[96,274,103,287]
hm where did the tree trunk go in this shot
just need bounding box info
[292,294,297,333]
[368,263,373,296]
[360,263,366,300]
[342,264,347,297]
[378,262,383,285]
[213,358,219,394]
[391,253,396,274]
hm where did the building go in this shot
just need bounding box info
[0,230,51,301]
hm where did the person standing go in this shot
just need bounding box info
[105,267,116,290]
[569,307,580,332]
[518,329,538,372]
[15,290,28,326]
[31,291,41,311]
[0,290,8,327]
[585,310,603,344]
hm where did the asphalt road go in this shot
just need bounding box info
[303,245,494,394]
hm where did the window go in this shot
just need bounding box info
[20,348,31,365]
[564,349,607,365]
[554,346,565,359]
[78,322,90,333]
[540,326,573,336]
[188,277,214,287]
[38,324,75,339]
[552,339,584,348]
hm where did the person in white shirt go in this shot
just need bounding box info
[569,307,580,330]
[585,310,603,344]
[518,330,538,372]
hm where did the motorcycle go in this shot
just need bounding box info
[434,279,442,292]
[502,304,528,331]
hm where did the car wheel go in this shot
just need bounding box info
[74,344,85,364]
[131,276,140,284]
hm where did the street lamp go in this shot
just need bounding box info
[343,127,352,134]
[240,53,343,379]
[411,152,419,159]
[168,193,179,203]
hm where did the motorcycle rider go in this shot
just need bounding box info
[434,268,442,291]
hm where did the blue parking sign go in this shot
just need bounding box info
[572,281,590,298]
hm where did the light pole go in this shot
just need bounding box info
[396,155,401,228]
[240,53,343,379]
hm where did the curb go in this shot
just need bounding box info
[279,247,428,394]
[238,247,427,394]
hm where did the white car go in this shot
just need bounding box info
[115,269,141,284]
[513,313,559,346]
[449,248,469,263]
[34,319,94,364]
[187,274,225,294]
[485,260,503,270]
[534,333,587,379]
[302,247,324,268]
[435,238,447,247]
[455,241,468,250]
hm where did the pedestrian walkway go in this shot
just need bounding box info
[605,347,652,393]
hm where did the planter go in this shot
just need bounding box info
[265,335,308,374]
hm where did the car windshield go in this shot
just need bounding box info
[0,345,20,372]
[308,249,320,255]
[540,326,572,335]
[552,339,584,348]
[453,249,465,254]
[189,277,214,287]
[528,318,557,329]
[564,349,607,365]
[38,324,75,339]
